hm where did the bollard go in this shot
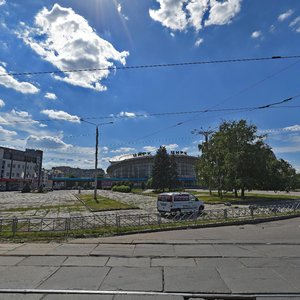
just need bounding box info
[157,214,161,227]
[250,207,254,218]
[223,209,228,220]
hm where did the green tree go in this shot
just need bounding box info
[152,146,171,192]
[168,154,179,191]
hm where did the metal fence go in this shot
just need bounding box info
[1,203,300,236]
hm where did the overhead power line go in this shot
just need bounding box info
[0,55,299,77]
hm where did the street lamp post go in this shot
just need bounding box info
[81,119,113,202]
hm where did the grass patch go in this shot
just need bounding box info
[79,194,138,211]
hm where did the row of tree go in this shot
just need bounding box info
[197,120,297,198]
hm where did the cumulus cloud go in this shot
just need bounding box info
[40,109,81,123]
[149,0,242,32]
[143,146,157,152]
[290,17,300,33]
[26,135,72,150]
[111,147,135,153]
[18,4,129,91]
[0,99,5,108]
[44,92,57,100]
[0,126,17,137]
[194,37,204,47]
[251,30,262,39]
[163,143,179,151]
[278,9,294,21]
[118,111,136,118]
[0,0,5,6]
[0,65,39,94]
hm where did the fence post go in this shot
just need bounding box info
[250,207,254,218]
[157,214,161,227]
[12,217,18,238]
[116,215,120,230]
[65,218,70,239]
[223,209,228,220]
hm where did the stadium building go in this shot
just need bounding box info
[106,151,198,186]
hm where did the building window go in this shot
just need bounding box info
[16,173,20,177]
[18,165,20,168]
[7,164,10,167]
[13,164,15,168]
[6,172,9,177]
[12,173,15,177]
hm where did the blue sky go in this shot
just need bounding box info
[0,0,300,171]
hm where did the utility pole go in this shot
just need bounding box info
[81,119,113,202]
[192,127,214,194]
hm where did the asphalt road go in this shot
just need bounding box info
[0,217,300,299]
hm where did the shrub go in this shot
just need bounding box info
[112,185,131,193]
[37,185,44,193]
[22,183,31,193]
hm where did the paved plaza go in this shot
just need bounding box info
[0,217,299,299]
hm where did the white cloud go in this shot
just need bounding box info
[163,143,179,151]
[143,146,157,152]
[149,0,188,31]
[251,30,262,39]
[0,126,17,137]
[111,147,135,153]
[26,135,72,150]
[44,92,57,100]
[282,125,300,132]
[278,9,294,21]
[19,4,129,91]
[0,0,6,6]
[205,0,241,27]
[149,0,241,32]
[0,99,5,108]
[290,16,300,33]
[118,111,136,118]
[117,2,129,20]
[41,109,81,123]
[194,37,204,47]
[0,65,39,94]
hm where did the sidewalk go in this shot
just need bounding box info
[0,218,299,299]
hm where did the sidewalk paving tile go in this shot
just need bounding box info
[0,266,58,289]
[0,294,43,300]
[174,245,220,257]
[91,244,135,256]
[213,244,265,257]
[6,243,60,256]
[114,295,184,300]
[0,256,25,266]
[195,258,244,268]
[217,266,297,293]
[164,266,230,293]
[106,257,150,267]
[133,244,174,257]
[272,267,300,290]
[63,256,109,266]
[47,244,97,256]
[43,295,113,300]
[100,267,162,291]
[151,258,196,267]
[19,256,67,266]
[38,266,110,290]
[254,245,300,258]
[240,257,290,268]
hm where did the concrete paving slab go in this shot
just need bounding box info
[218,266,296,293]
[240,257,290,268]
[63,256,109,266]
[38,266,110,290]
[164,266,230,293]
[174,245,220,257]
[195,258,244,269]
[0,244,23,253]
[0,266,58,289]
[0,256,25,266]
[256,245,300,258]
[18,256,67,266]
[106,257,150,267]
[91,244,135,257]
[100,267,163,291]
[151,258,196,267]
[213,244,266,257]
[43,295,113,300]
[133,244,174,257]
[114,295,184,300]
[6,244,59,256]
[0,294,43,300]
[272,267,300,290]
[47,244,97,256]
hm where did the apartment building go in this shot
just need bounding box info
[0,147,43,191]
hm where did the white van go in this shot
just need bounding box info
[157,192,204,214]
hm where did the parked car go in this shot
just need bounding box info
[157,192,204,215]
